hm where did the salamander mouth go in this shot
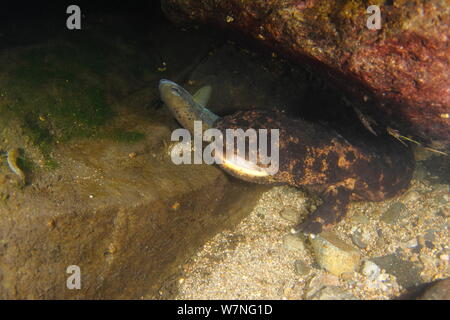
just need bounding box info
[221,155,271,177]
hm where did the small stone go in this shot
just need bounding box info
[432,184,449,193]
[351,214,370,224]
[310,231,361,276]
[424,240,434,249]
[279,206,301,223]
[376,237,386,248]
[293,260,310,276]
[403,191,420,202]
[282,234,306,252]
[380,202,407,224]
[419,254,438,269]
[351,231,367,249]
[439,254,449,261]
[305,273,340,298]
[279,186,304,198]
[361,260,381,281]
[340,272,354,281]
[437,194,449,205]
[423,229,436,242]
[436,208,449,218]
[310,286,359,300]
[404,238,418,248]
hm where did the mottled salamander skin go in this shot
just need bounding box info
[214,110,415,234]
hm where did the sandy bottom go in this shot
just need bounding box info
[175,162,449,300]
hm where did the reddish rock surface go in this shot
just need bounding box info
[161,0,450,151]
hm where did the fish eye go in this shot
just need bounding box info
[170,87,182,96]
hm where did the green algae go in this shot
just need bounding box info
[0,34,148,168]
[106,130,146,143]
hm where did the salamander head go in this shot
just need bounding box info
[160,79,278,180]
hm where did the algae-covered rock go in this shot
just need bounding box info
[161,0,450,151]
[0,18,266,299]
[0,110,264,299]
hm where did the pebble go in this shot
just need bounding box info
[439,254,449,261]
[437,194,449,205]
[305,273,340,298]
[351,214,370,224]
[423,229,436,242]
[310,231,361,276]
[279,206,302,223]
[351,231,368,249]
[340,272,354,281]
[432,184,449,193]
[404,238,418,248]
[424,240,434,249]
[310,286,358,300]
[403,191,420,203]
[282,234,306,252]
[279,186,304,198]
[380,202,407,224]
[376,236,386,248]
[293,260,310,276]
[361,260,381,281]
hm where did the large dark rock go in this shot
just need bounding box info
[370,254,424,289]
[0,111,264,299]
[161,0,450,151]
[0,20,267,298]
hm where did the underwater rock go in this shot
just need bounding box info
[0,17,271,299]
[310,286,359,300]
[351,231,368,249]
[282,233,307,252]
[370,254,424,289]
[184,45,311,116]
[310,231,361,276]
[0,116,264,299]
[305,273,341,298]
[418,278,450,300]
[380,202,408,224]
[351,214,370,225]
[279,206,304,223]
[361,260,381,281]
[161,0,450,151]
[293,260,310,276]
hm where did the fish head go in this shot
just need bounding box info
[159,79,196,114]
[159,79,219,133]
